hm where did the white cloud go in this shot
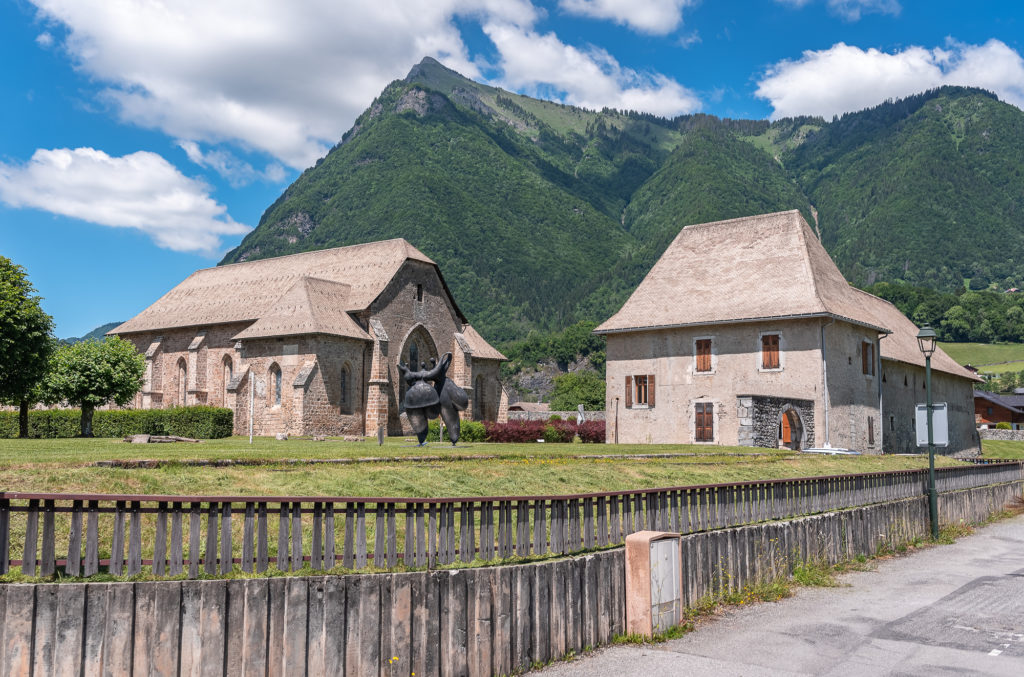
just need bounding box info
[30,1,697,170]
[756,39,1024,119]
[35,32,53,47]
[559,0,696,35]
[773,0,900,21]
[484,22,701,116]
[176,140,287,188]
[826,0,900,21]
[0,147,249,255]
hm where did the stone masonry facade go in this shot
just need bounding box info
[120,259,504,437]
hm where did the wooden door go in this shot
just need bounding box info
[695,402,713,442]
[781,414,791,445]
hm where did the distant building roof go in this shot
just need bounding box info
[975,390,1024,413]
[595,210,976,381]
[508,402,550,412]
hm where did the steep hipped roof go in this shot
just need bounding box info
[232,278,371,341]
[596,210,887,334]
[596,210,976,380]
[854,288,978,379]
[112,239,437,335]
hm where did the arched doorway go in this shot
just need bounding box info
[778,406,804,450]
[398,325,438,411]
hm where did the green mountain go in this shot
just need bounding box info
[222,58,1024,342]
[60,322,123,346]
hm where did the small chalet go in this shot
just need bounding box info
[595,210,980,455]
[111,239,506,437]
[974,390,1024,429]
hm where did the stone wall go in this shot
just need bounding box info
[508,410,606,422]
[980,428,1024,442]
[736,395,815,449]
[1,481,1019,676]
[881,361,980,456]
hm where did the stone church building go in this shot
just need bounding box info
[110,239,506,437]
[596,210,981,455]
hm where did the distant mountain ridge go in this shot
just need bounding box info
[222,57,1024,342]
[61,322,123,345]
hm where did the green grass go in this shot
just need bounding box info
[0,436,973,499]
[938,342,1024,372]
[978,439,1024,460]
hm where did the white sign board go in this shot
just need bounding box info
[915,402,949,447]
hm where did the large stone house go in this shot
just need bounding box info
[595,211,980,455]
[110,239,506,437]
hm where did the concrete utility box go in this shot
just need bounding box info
[625,531,682,636]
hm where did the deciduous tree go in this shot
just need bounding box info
[41,337,145,437]
[0,256,55,437]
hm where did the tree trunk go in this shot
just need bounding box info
[18,400,29,438]
[80,404,95,438]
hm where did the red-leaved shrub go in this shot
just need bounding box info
[484,419,606,443]
[577,420,606,443]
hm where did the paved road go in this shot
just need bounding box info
[531,514,1024,676]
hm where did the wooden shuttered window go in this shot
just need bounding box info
[695,402,713,441]
[761,334,780,369]
[868,416,875,446]
[695,339,712,372]
[625,374,655,407]
[862,341,875,376]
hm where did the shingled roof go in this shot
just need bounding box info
[596,210,976,380]
[232,277,370,341]
[113,239,438,335]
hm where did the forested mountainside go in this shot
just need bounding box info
[222,57,1024,343]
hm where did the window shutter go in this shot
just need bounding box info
[862,343,869,374]
[625,375,632,408]
[648,374,656,407]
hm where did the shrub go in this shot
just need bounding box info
[483,419,605,443]
[484,420,548,443]
[427,418,487,442]
[577,420,606,443]
[548,414,563,422]
[996,421,1012,430]
[0,406,233,439]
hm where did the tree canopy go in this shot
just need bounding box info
[0,256,55,436]
[41,336,145,437]
[548,371,606,411]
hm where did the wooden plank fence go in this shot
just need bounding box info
[0,462,1020,578]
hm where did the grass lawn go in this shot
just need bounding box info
[938,342,1024,373]
[977,439,1024,460]
[0,435,980,499]
[0,437,1014,583]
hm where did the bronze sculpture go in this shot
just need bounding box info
[398,352,469,445]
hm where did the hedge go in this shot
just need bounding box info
[427,419,487,443]
[484,419,605,443]
[0,406,233,439]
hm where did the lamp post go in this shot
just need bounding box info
[917,324,939,539]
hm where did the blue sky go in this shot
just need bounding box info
[2,0,1022,337]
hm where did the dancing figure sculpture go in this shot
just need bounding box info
[398,352,469,445]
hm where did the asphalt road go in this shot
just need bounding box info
[530,514,1024,676]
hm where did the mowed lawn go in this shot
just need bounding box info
[0,435,1010,499]
[938,341,1024,373]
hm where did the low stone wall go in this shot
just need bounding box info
[2,481,1019,676]
[979,428,1024,442]
[508,410,606,422]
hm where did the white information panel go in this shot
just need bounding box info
[915,402,949,447]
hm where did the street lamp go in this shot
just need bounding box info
[917,324,939,539]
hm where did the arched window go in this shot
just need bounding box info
[340,363,351,413]
[475,374,485,420]
[223,355,233,405]
[177,359,187,406]
[269,364,282,407]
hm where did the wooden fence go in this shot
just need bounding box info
[1,462,1020,579]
